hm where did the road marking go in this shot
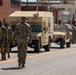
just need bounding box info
[0,47,76,65]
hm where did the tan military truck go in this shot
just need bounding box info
[52,24,72,48]
[9,11,54,53]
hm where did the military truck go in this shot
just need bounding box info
[52,24,72,48]
[9,11,54,53]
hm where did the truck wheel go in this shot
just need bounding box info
[60,38,65,48]
[44,39,50,51]
[66,41,71,48]
[34,40,40,53]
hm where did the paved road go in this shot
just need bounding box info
[0,43,76,75]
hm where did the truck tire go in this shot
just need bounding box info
[66,41,71,48]
[60,38,65,48]
[34,40,40,53]
[44,39,50,51]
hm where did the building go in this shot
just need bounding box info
[21,1,76,24]
[60,1,76,4]
[21,1,58,23]
[52,1,76,24]
[0,0,21,21]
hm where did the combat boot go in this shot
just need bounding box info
[22,63,25,68]
[18,62,21,67]
[1,54,4,60]
[1,54,6,60]
[3,55,6,60]
[8,54,10,58]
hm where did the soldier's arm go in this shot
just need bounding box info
[13,26,18,40]
[25,22,32,36]
[13,23,20,41]
[2,27,7,38]
[2,27,7,46]
[27,26,32,43]
[13,26,18,45]
[8,28,13,41]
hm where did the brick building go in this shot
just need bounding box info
[0,0,21,21]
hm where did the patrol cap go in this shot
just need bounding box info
[21,17,28,22]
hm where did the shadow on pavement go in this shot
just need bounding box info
[11,50,18,53]
[11,50,36,53]
[1,67,22,70]
[27,51,44,53]
[11,50,44,53]
[11,47,63,54]
[50,47,61,49]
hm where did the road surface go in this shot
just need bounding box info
[0,43,76,75]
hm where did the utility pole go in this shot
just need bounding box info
[26,0,28,11]
[37,0,39,15]
[47,0,50,11]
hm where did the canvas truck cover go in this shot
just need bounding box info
[9,11,53,22]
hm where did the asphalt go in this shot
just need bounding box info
[0,43,76,75]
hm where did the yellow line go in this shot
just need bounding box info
[27,47,76,58]
[0,47,76,65]
[0,58,17,64]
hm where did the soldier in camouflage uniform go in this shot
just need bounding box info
[13,17,32,68]
[4,22,12,58]
[0,21,7,60]
[71,25,76,44]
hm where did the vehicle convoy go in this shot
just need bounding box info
[9,11,54,53]
[52,24,72,48]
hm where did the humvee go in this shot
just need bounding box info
[9,11,54,53]
[52,24,72,48]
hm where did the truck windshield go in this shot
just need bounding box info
[31,25,42,32]
[54,25,66,32]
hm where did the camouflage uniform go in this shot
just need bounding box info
[6,27,12,58]
[13,22,32,68]
[3,22,12,59]
[72,25,76,44]
[0,25,7,60]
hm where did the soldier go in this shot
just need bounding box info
[13,17,32,68]
[71,25,76,44]
[4,22,12,58]
[0,20,7,60]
